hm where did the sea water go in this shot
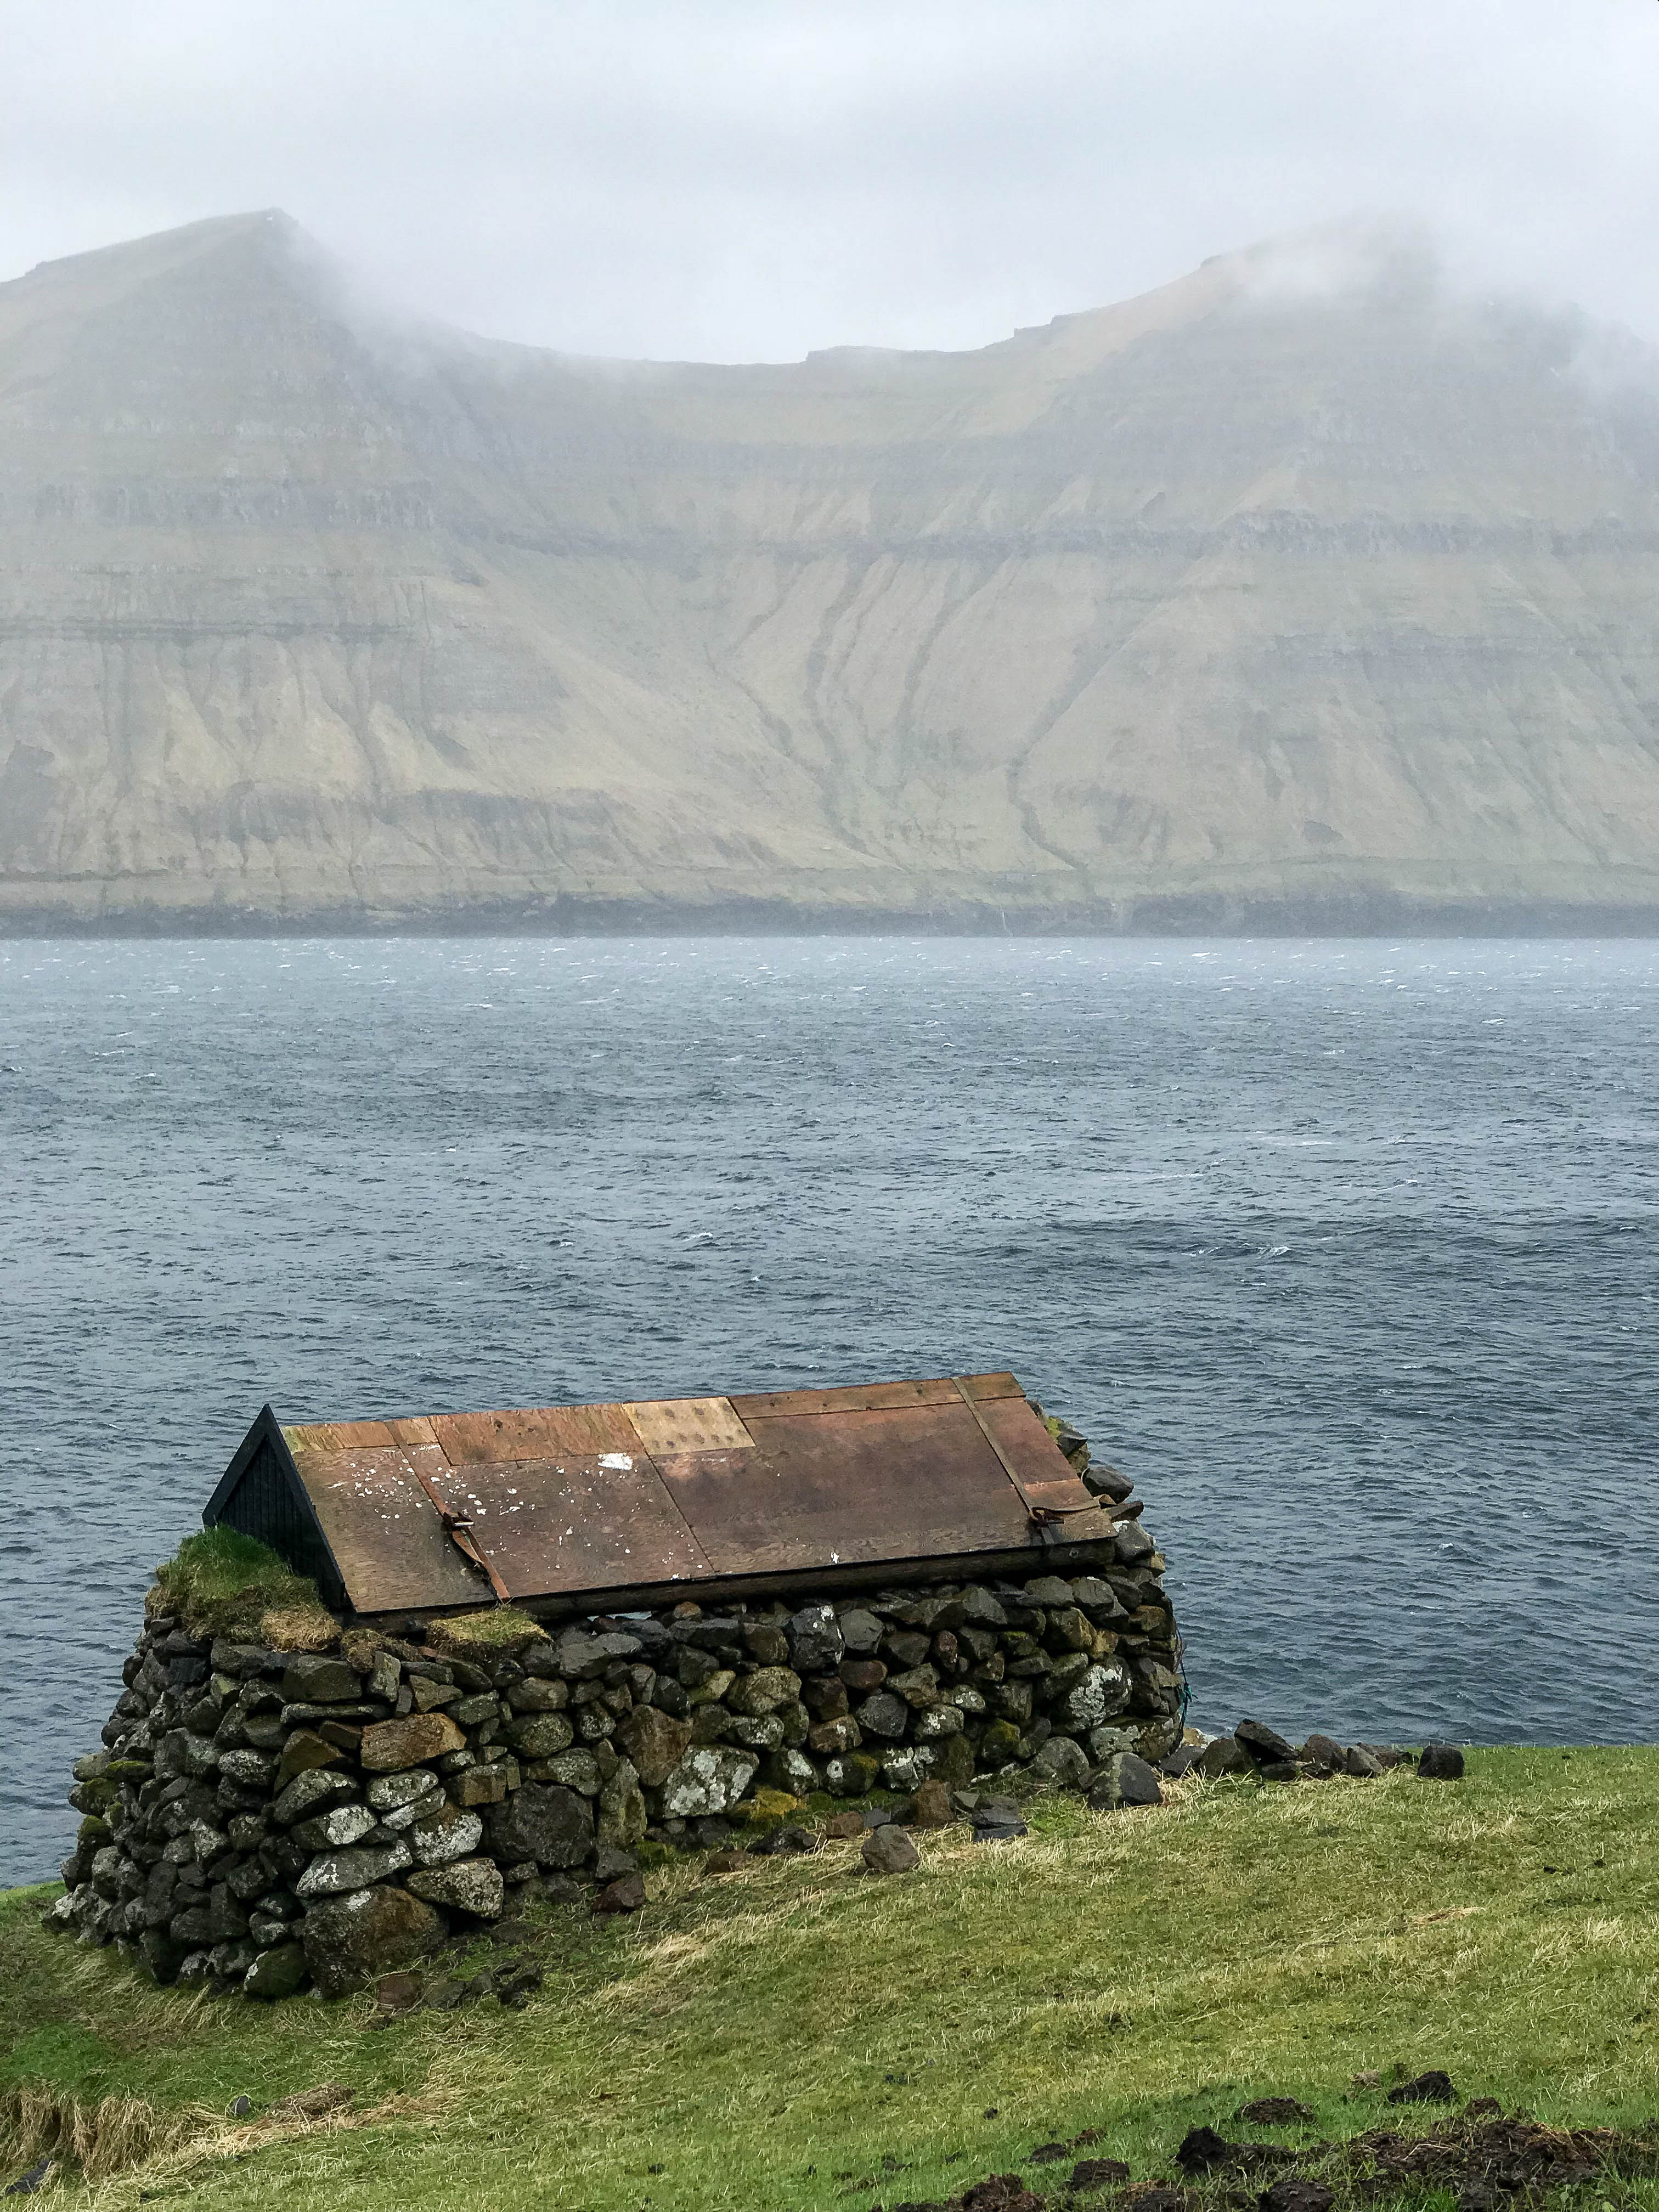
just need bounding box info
[3,936,1655,1885]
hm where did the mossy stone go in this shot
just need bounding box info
[979,1719,1023,1763]
[735,1788,800,1825]
[930,1731,977,1787]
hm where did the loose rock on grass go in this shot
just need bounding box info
[1387,2070,1458,2104]
[1418,1745,1466,1781]
[862,1825,921,1875]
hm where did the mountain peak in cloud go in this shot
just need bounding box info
[3,210,1658,934]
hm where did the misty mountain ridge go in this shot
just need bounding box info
[3,208,1658,930]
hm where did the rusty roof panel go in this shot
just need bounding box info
[430,1409,557,1465]
[287,1420,396,1455]
[238,1372,1116,1617]
[729,1378,955,1418]
[432,1453,712,1598]
[660,1399,1037,1577]
[956,1371,1025,1401]
[971,1392,1104,1518]
[533,1404,645,1458]
[429,1404,639,1465]
[625,1397,755,1456]
[292,1442,483,1615]
[728,1372,1023,1419]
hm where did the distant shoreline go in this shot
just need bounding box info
[4,895,1659,939]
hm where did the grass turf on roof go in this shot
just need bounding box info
[147,1528,326,1645]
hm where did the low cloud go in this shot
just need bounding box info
[8,0,1659,363]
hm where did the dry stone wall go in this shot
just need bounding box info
[43,1538,1182,2000]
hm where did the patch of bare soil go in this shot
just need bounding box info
[867,2101,1659,2212]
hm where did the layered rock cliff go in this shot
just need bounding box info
[3,210,1658,929]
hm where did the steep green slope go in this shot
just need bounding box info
[3,215,1659,928]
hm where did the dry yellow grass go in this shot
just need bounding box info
[256,1605,342,1654]
[0,2081,219,2182]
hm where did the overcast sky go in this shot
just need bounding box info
[8,0,1658,363]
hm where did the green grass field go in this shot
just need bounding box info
[4,1749,1657,2209]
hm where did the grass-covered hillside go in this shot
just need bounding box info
[3,1748,1656,2210]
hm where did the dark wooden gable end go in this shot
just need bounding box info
[203,1405,349,1613]
[205,1373,1113,1623]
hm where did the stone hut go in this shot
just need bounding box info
[48,1372,1184,1999]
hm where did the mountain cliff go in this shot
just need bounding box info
[3,210,1659,930]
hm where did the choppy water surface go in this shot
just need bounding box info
[3,936,1656,1884]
